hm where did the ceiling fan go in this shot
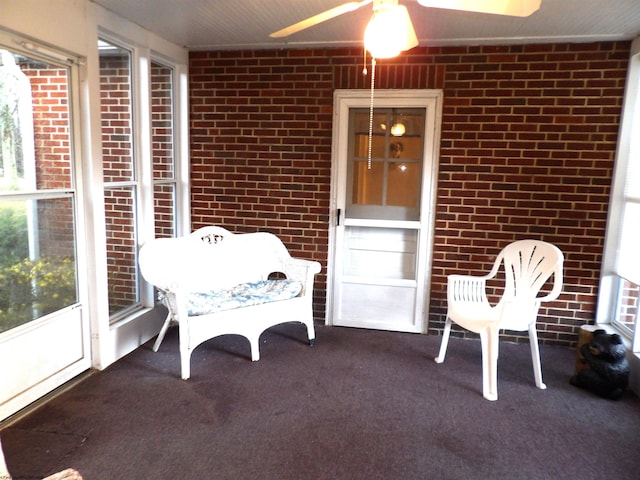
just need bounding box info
[271,0,542,58]
[270,0,542,168]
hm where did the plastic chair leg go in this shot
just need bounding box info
[480,327,499,401]
[528,323,547,390]
[435,317,453,363]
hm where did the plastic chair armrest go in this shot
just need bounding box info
[447,274,490,304]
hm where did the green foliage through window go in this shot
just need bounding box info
[0,205,77,333]
[0,255,77,333]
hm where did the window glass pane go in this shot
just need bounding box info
[353,112,386,158]
[390,134,423,159]
[347,108,424,221]
[614,278,639,336]
[352,160,383,205]
[151,60,176,238]
[1,50,72,192]
[624,156,640,199]
[104,187,137,316]
[390,110,424,138]
[617,201,640,285]
[99,40,139,318]
[388,161,420,208]
[0,198,78,332]
[623,83,640,200]
[99,41,134,183]
[151,61,174,180]
[153,183,175,238]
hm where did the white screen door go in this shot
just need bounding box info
[0,40,90,421]
[327,90,442,333]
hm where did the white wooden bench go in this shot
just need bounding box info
[139,226,321,379]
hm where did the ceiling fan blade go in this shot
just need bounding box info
[270,0,374,38]
[416,0,541,17]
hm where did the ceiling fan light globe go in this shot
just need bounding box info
[364,5,418,59]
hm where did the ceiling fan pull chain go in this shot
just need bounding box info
[368,57,376,170]
[362,46,368,76]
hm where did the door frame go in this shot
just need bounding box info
[326,89,443,332]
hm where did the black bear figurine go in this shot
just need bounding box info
[570,329,630,400]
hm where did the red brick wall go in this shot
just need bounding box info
[189,41,630,347]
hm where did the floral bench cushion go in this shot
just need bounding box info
[185,279,302,316]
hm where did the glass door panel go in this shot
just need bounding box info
[347,108,424,221]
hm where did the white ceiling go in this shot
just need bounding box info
[91,0,640,51]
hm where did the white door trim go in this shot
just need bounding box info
[326,89,443,332]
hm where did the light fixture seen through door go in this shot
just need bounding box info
[390,121,406,136]
[364,0,418,59]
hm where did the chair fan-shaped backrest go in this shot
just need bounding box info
[499,240,564,302]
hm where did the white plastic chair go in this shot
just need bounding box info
[434,239,564,401]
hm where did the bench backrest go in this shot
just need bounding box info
[139,226,293,293]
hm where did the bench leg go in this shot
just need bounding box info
[153,311,173,352]
[249,335,261,361]
[180,352,191,380]
[305,319,316,347]
[180,330,191,380]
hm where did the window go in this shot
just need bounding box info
[347,108,425,221]
[0,47,79,333]
[151,60,177,239]
[99,39,140,320]
[614,158,640,338]
[98,37,184,323]
[598,38,640,352]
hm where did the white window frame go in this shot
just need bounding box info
[98,34,145,323]
[148,51,191,240]
[89,22,190,369]
[597,36,640,355]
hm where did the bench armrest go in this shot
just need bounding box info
[280,257,321,296]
